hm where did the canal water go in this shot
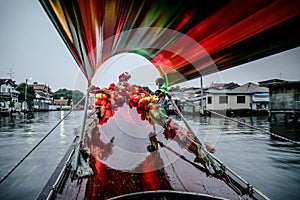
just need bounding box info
[0,111,299,200]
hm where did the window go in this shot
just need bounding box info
[237,96,245,104]
[207,96,212,104]
[219,96,228,104]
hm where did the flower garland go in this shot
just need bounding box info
[94,75,161,125]
[94,79,183,143]
[93,73,184,144]
[93,73,217,171]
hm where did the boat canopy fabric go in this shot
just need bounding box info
[39,0,300,85]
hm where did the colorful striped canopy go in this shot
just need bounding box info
[39,0,300,85]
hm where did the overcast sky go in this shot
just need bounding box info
[0,0,299,92]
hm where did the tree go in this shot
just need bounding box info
[9,101,14,108]
[53,88,71,101]
[16,83,36,110]
[53,88,84,106]
[72,90,84,105]
[142,86,154,95]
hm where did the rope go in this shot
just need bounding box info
[207,110,300,145]
[0,95,86,184]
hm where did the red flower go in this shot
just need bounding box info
[123,82,129,87]
[105,102,111,109]
[139,87,144,93]
[137,103,144,109]
[118,72,131,82]
[142,99,148,105]
[109,83,116,90]
[113,91,119,96]
[129,101,134,108]
[144,92,150,97]
[144,104,149,111]
[100,100,107,106]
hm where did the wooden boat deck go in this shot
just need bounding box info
[56,154,241,200]
[40,106,255,200]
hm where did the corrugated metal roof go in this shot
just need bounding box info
[204,89,252,95]
[232,82,269,93]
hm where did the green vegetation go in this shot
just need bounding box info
[16,83,36,110]
[53,88,84,106]
[142,86,154,95]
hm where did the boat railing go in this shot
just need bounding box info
[208,151,270,200]
[41,136,78,200]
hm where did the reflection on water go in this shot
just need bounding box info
[270,121,300,142]
[60,110,66,140]
[0,111,83,200]
[0,112,299,200]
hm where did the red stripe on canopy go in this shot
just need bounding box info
[39,0,300,85]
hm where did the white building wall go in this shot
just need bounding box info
[206,94,251,110]
[0,83,18,110]
[1,84,13,93]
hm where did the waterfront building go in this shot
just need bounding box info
[53,99,68,106]
[232,82,269,114]
[204,89,252,116]
[258,79,286,87]
[205,83,269,116]
[32,83,52,111]
[259,79,300,141]
[0,79,20,116]
[259,79,300,123]
[251,93,269,112]
[208,82,240,90]
[167,82,269,116]
[169,87,202,114]
[53,99,70,110]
